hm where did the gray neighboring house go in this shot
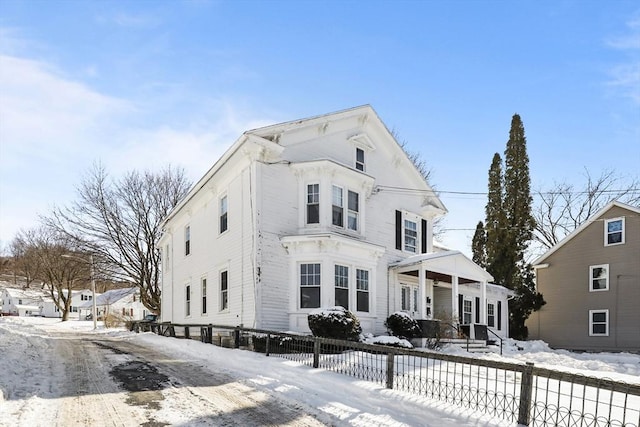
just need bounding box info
[527,201,640,352]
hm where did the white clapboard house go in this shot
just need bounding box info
[78,287,148,320]
[159,106,512,338]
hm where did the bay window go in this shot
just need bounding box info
[306,184,320,224]
[300,263,321,308]
[335,265,349,309]
[332,186,344,227]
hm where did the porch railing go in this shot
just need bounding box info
[131,321,640,427]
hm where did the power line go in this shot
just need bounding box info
[375,185,640,197]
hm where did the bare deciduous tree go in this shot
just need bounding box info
[46,163,191,314]
[533,169,640,250]
[12,227,89,320]
[9,229,43,287]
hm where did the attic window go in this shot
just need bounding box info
[348,133,375,172]
[604,217,624,246]
[355,148,365,171]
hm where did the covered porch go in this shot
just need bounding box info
[389,251,503,339]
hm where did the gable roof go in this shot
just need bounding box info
[534,200,640,265]
[161,105,446,228]
[390,250,494,282]
[84,287,138,307]
[2,287,47,300]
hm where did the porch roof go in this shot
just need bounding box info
[389,250,494,283]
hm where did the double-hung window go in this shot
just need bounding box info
[300,263,321,308]
[487,302,496,327]
[332,186,344,227]
[220,195,228,234]
[184,225,191,256]
[201,278,207,315]
[185,284,191,316]
[463,298,472,324]
[334,265,349,309]
[332,186,360,232]
[589,310,609,336]
[590,264,609,291]
[605,218,624,246]
[356,269,369,312]
[404,219,418,253]
[355,148,365,171]
[306,184,319,224]
[347,191,359,231]
[220,270,228,311]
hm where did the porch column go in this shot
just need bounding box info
[451,275,459,324]
[418,266,426,319]
[480,280,487,324]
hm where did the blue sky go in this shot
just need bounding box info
[1,0,638,255]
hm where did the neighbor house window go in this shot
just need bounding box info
[355,148,365,171]
[590,264,609,292]
[220,270,228,311]
[306,184,319,224]
[332,186,344,227]
[185,225,191,256]
[404,219,418,253]
[605,218,624,246]
[589,310,609,336]
[347,191,359,231]
[334,265,349,309]
[220,195,228,234]
[300,263,321,308]
[356,269,369,312]
[185,284,191,316]
[201,278,207,315]
[463,298,472,324]
[487,302,496,327]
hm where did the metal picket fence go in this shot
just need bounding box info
[132,321,640,427]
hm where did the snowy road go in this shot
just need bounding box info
[0,325,325,426]
[3,317,640,427]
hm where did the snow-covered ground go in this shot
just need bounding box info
[1,317,638,426]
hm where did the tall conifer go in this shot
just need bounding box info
[471,221,487,268]
[478,114,544,339]
[504,114,535,268]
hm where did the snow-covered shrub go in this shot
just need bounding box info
[364,335,413,349]
[384,312,421,339]
[307,306,362,341]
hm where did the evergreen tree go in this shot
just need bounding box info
[478,114,544,340]
[485,153,509,285]
[502,114,542,339]
[503,114,535,268]
[471,221,487,268]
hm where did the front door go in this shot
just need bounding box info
[400,284,419,318]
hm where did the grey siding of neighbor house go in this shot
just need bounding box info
[527,205,640,352]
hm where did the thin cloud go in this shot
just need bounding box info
[605,13,640,104]
[95,11,162,29]
[0,47,276,244]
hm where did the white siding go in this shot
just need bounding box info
[160,106,498,337]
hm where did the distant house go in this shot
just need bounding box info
[39,289,96,318]
[527,201,640,352]
[159,105,513,339]
[0,285,96,318]
[79,287,148,320]
[0,287,42,316]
